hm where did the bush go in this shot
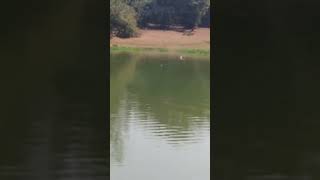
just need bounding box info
[110,0,139,38]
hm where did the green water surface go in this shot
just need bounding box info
[110,53,210,180]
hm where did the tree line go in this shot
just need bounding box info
[110,0,210,38]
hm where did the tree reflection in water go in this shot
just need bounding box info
[110,53,210,165]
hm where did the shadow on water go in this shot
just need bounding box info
[214,0,320,179]
[0,1,107,180]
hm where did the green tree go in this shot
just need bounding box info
[140,0,177,29]
[200,8,210,27]
[140,0,210,29]
[110,0,139,38]
[126,0,151,20]
[177,0,210,28]
[110,0,210,37]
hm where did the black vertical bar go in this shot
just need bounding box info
[213,0,320,179]
[104,0,111,179]
[0,1,109,179]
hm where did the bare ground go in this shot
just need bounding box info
[110,28,210,50]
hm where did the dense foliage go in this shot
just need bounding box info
[110,0,210,38]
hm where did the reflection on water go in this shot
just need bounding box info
[0,1,107,179]
[110,53,210,180]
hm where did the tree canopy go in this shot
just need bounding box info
[110,0,210,38]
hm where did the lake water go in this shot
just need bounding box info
[110,53,210,180]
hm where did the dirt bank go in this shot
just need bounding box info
[110,28,210,50]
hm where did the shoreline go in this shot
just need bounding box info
[110,46,210,57]
[110,28,210,57]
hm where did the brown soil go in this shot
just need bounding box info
[110,28,210,49]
